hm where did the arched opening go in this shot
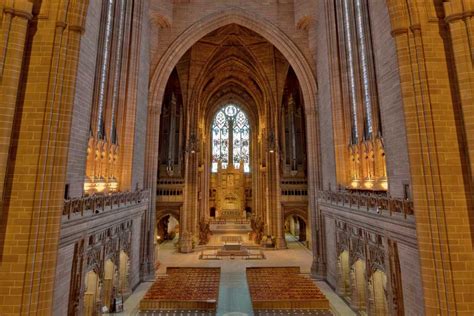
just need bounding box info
[119,251,130,297]
[83,270,99,316]
[156,214,180,243]
[157,69,185,178]
[149,12,318,116]
[210,104,251,220]
[103,259,117,311]
[369,269,388,315]
[351,259,367,312]
[337,250,351,297]
[149,13,320,253]
[284,214,307,243]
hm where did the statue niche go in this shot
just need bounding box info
[215,161,246,219]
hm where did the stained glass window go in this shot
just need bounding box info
[211,105,250,172]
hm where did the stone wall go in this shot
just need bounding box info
[129,216,143,289]
[131,0,150,190]
[52,199,147,315]
[324,216,337,287]
[66,0,103,198]
[0,0,472,314]
[320,201,422,315]
[368,0,411,198]
[398,242,424,315]
[52,244,75,316]
[315,0,337,191]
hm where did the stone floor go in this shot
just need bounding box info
[113,235,355,316]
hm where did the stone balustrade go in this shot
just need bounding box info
[318,190,414,218]
[63,189,149,219]
[208,218,250,225]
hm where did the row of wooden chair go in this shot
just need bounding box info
[142,268,220,305]
[246,267,330,310]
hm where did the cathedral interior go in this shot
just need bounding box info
[0,0,473,315]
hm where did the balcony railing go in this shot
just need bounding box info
[318,190,414,218]
[63,189,149,219]
[157,188,183,196]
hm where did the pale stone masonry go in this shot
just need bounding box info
[0,0,473,315]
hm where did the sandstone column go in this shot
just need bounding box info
[0,1,89,314]
[0,0,33,219]
[386,0,474,313]
[306,108,325,278]
[443,0,474,203]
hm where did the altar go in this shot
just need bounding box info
[214,161,246,219]
[216,235,248,256]
[199,234,265,260]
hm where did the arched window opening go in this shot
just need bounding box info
[211,105,250,172]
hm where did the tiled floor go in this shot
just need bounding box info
[112,235,355,316]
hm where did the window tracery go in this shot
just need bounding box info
[211,105,250,172]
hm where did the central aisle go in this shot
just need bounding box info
[155,235,315,316]
[217,269,253,315]
[122,235,354,315]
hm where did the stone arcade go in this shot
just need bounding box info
[0,0,473,315]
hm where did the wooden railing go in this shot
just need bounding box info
[63,189,149,219]
[318,190,414,217]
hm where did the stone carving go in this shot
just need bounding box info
[368,243,385,276]
[333,218,405,315]
[198,220,212,245]
[250,215,265,244]
[68,241,84,316]
[63,189,149,218]
[120,231,131,255]
[318,189,414,216]
[76,219,134,314]
[215,163,246,219]
[336,229,349,255]
[350,237,366,266]
[86,247,103,278]
[388,239,405,315]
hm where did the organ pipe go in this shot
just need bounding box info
[96,0,115,139]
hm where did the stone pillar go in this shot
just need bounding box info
[202,135,210,220]
[269,104,285,247]
[443,1,474,200]
[167,93,177,170]
[179,128,198,252]
[251,133,259,218]
[273,150,286,249]
[0,1,90,314]
[386,0,474,313]
[143,102,159,279]
[288,95,298,172]
[0,0,33,218]
[306,109,325,278]
[119,0,145,190]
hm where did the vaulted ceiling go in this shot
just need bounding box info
[168,24,297,127]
